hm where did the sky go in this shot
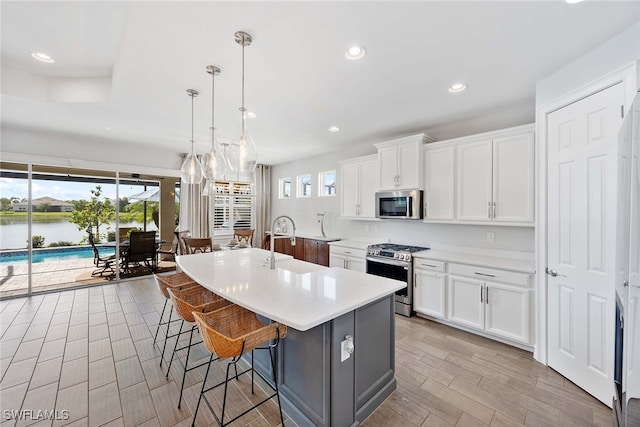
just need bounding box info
[0,177,154,201]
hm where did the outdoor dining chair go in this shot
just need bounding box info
[87,230,117,277]
[125,231,157,274]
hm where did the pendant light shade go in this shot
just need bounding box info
[180,89,203,184]
[227,31,258,174]
[201,65,220,184]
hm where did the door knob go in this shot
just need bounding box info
[546,268,566,278]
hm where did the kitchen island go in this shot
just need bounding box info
[176,248,404,427]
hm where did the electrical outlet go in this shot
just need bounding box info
[487,231,495,242]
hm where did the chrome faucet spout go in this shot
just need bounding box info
[269,215,297,269]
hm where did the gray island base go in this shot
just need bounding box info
[252,294,395,427]
[175,249,403,427]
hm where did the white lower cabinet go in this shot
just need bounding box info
[416,258,532,347]
[329,246,366,273]
[414,260,447,319]
[484,282,529,343]
[447,275,485,330]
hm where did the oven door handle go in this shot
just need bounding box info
[366,256,409,269]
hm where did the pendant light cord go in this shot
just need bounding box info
[240,37,246,140]
[211,70,216,150]
[190,91,195,153]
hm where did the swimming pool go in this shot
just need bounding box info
[0,246,116,264]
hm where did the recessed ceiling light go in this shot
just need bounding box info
[448,83,467,93]
[329,126,340,132]
[565,0,584,3]
[31,52,55,63]
[246,111,258,118]
[345,46,366,60]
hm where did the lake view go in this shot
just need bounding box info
[0,216,155,250]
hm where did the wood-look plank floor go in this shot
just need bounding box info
[0,278,612,427]
[362,315,613,427]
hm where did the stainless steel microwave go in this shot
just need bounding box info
[375,190,423,220]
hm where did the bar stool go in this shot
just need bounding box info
[166,286,232,408]
[152,273,198,363]
[191,305,287,427]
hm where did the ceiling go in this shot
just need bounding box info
[1,1,639,166]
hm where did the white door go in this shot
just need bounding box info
[378,146,398,190]
[456,139,493,221]
[484,282,529,344]
[359,159,378,218]
[493,133,535,223]
[447,275,484,330]
[414,270,446,318]
[341,163,359,218]
[547,82,624,405]
[424,146,456,220]
[397,141,421,189]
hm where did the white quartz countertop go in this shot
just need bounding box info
[413,249,535,274]
[327,239,378,250]
[176,248,405,331]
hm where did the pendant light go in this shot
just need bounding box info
[227,31,258,174]
[180,89,203,184]
[201,65,220,196]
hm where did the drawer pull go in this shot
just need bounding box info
[474,272,495,278]
[420,263,438,268]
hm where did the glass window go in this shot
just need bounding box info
[297,174,312,198]
[318,170,336,197]
[278,177,291,199]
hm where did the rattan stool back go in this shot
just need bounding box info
[167,286,232,323]
[193,305,287,359]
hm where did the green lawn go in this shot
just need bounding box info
[0,211,73,218]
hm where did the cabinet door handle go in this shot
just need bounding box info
[492,201,496,219]
[345,251,352,254]
[474,272,495,278]
[414,273,417,288]
[488,202,492,219]
[485,287,489,304]
[424,204,427,218]
[480,285,484,303]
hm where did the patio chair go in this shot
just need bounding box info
[88,231,117,277]
[157,231,180,262]
[176,230,191,256]
[125,231,157,274]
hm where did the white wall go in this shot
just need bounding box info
[1,127,182,177]
[270,142,535,253]
[536,22,640,107]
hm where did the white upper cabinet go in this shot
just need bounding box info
[424,124,534,226]
[375,134,434,190]
[457,139,493,221]
[492,133,534,223]
[340,155,378,220]
[423,145,456,220]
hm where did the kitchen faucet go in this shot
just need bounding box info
[317,211,327,238]
[270,215,296,269]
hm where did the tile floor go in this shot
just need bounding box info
[0,277,612,427]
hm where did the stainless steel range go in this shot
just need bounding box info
[366,243,430,316]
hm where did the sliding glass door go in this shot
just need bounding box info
[0,163,177,298]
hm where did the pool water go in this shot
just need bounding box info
[0,246,116,264]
